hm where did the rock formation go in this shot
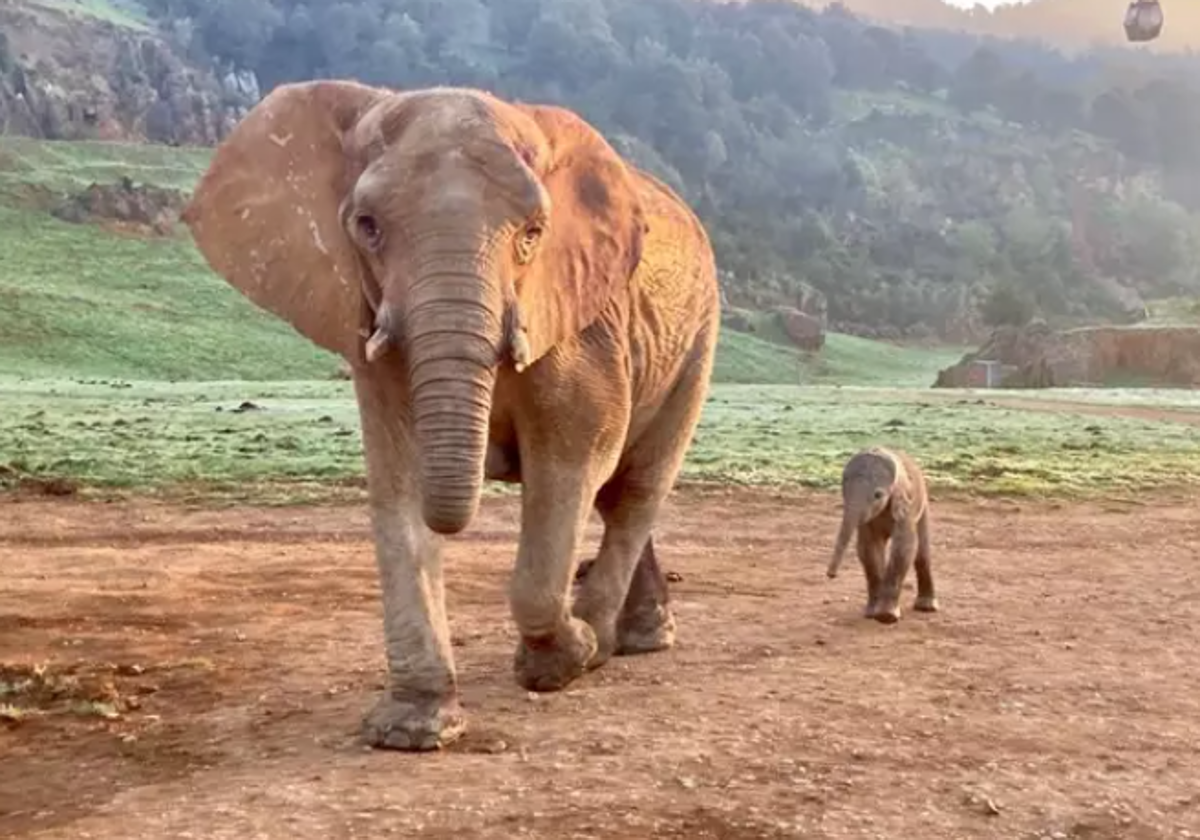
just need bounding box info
[772,306,826,352]
[0,2,257,145]
[935,322,1200,388]
[50,176,187,235]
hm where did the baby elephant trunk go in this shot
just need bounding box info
[827,485,885,578]
[827,511,858,579]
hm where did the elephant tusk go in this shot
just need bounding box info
[511,327,531,373]
[503,301,533,373]
[364,328,391,363]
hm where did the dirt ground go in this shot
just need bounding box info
[2,487,1199,839]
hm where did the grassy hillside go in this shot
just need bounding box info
[25,0,150,29]
[0,136,961,386]
[714,330,964,387]
[0,137,340,380]
[0,136,209,193]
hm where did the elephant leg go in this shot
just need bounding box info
[857,527,885,619]
[575,348,714,662]
[875,526,918,625]
[616,536,674,656]
[352,366,463,751]
[575,484,668,666]
[913,512,939,613]
[571,533,673,658]
[510,463,609,693]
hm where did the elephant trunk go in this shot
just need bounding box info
[827,500,865,579]
[402,269,504,536]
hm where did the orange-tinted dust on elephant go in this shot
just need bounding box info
[182,82,720,750]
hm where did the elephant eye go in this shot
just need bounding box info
[515,222,544,265]
[356,214,383,251]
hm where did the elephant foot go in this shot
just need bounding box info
[514,617,598,693]
[617,604,676,656]
[913,594,940,613]
[362,692,466,752]
[872,603,902,624]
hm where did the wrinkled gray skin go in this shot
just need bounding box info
[826,446,937,624]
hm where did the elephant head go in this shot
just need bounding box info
[826,450,896,579]
[183,82,646,535]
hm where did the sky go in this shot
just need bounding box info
[943,0,1031,7]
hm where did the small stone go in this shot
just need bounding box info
[677,776,698,790]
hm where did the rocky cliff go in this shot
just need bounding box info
[0,2,257,145]
[935,323,1200,388]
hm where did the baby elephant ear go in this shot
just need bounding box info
[512,104,647,368]
[183,80,386,361]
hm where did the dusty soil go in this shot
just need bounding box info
[2,488,1199,839]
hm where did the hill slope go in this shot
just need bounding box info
[5,0,1200,346]
[0,140,334,380]
[0,135,958,385]
[118,0,1200,343]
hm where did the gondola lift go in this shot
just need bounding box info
[1124,0,1164,43]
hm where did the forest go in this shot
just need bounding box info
[138,0,1200,340]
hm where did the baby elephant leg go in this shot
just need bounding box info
[856,526,885,619]
[874,526,917,625]
[912,512,939,613]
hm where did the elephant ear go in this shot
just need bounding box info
[514,104,647,367]
[182,80,387,362]
[885,453,910,513]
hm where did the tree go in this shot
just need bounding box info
[981,283,1037,327]
[133,0,1200,342]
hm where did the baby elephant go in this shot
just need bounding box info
[826,446,937,624]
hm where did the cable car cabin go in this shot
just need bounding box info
[1125,0,1164,43]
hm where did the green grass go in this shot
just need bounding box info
[831,88,959,124]
[691,386,1200,495]
[716,309,965,388]
[1145,296,1200,325]
[804,334,964,387]
[10,135,1186,504]
[712,331,806,384]
[24,0,150,30]
[0,136,210,195]
[4,378,1199,501]
[988,387,1200,410]
[0,204,340,380]
[0,137,338,380]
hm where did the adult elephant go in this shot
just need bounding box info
[182,81,720,751]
